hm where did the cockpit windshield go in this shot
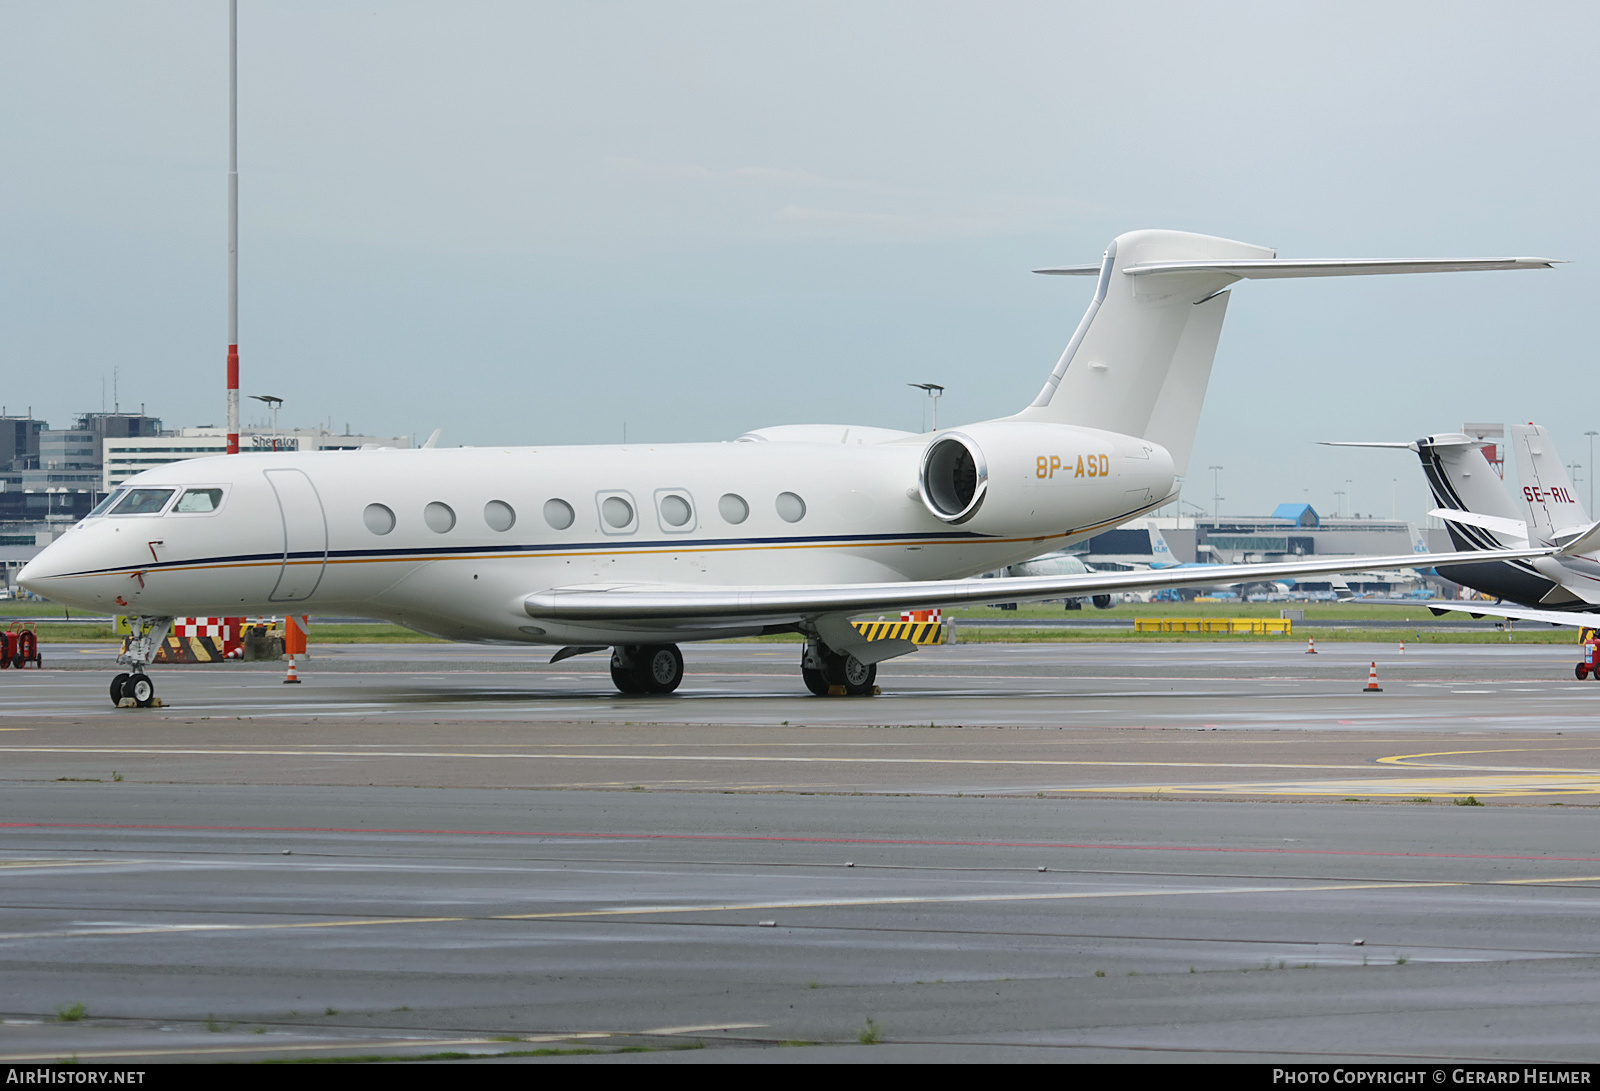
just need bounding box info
[85,489,127,518]
[110,489,176,516]
[174,488,224,513]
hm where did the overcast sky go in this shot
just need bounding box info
[3,1,1596,522]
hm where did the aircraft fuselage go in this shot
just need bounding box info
[23,425,1174,645]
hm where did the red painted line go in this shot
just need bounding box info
[4,822,1599,863]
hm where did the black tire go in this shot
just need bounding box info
[110,672,131,705]
[802,664,830,696]
[1578,664,1589,681]
[842,657,876,696]
[640,644,683,694]
[610,649,647,695]
[821,650,876,697]
[125,672,155,708]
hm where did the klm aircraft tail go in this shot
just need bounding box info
[1021,231,1557,477]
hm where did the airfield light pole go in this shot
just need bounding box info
[250,395,283,450]
[1588,431,1598,512]
[225,0,240,456]
[908,383,944,431]
[1208,465,1222,519]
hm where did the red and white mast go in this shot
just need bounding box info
[225,0,240,455]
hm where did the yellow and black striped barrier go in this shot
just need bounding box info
[852,620,946,645]
[1133,618,1292,635]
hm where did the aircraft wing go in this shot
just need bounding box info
[524,546,1552,625]
[1415,600,1600,629]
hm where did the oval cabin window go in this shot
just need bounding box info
[363,503,396,535]
[544,498,575,530]
[602,496,634,529]
[659,494,692,527]
[484,500,516,532]
[718,493,749,525]
[775,492,806,523]
[424,501,456,534]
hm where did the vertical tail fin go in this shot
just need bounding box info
[1509,424,1590,543]
[1014,230,1271,477]
[1150,526,1175,567]
[1415,435,1527,551]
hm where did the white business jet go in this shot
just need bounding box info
[1326,424,1600,627]
[18,229,1561,705]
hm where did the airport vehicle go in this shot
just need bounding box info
[1326,424,1600,629]
[992,551,1114,609]
[17,229,1561,705]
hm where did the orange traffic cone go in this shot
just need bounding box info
[1399,640,1406,655]
[1361,661,1382,693]
[284,655,301,684]
[1305,637,1317,654]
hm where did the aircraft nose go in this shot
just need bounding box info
[16,534,110,609]
[17,550,66,597]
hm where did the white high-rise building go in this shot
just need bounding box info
[102,427,411,491]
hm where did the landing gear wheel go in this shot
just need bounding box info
[802,665,830,697]
[110,672,132,705]
[610,644,684,695]
[842,656,876,697]
[821,651,876,696]
[640,644,683,694]
[124,673,155,708]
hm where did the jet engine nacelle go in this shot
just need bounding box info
[916,421,1175,538]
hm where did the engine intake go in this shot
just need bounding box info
[918,432,987,524]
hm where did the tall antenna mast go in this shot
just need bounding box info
[226,0,240,455]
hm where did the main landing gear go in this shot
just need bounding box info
[110,616,172,708]
[801,640,877,697]
[610,643,684,695]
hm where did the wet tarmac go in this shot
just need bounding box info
[2,641,1598,1063]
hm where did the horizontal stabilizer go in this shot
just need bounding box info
[1429,508,1530,543]
[1557,520,1600,557]
[1038,257,1560,279]
[1324,435,1493,454]
[1032,263,1102,275]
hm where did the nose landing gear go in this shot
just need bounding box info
[110,616,172,708]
